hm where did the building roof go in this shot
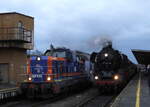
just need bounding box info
[132,49,150,65]
[0,12,34,19]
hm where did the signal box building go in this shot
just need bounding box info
[0,12,34,85]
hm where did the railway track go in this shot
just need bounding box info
[33,89,117,107]
[0,88,120,107]
[1,88,97,107]
[77,94,115,107]
[1,93,66,107]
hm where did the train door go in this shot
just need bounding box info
[66,51,74,73]
[56,60,60,79]
[56,60,66,79]
[0,63,9,83]
[53,60,60,80]
[57,61,64,79]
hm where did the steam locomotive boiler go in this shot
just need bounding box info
[90,42,136,92]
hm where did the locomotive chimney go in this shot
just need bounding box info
[103,41,112,49]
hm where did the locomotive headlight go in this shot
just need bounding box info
[95,76,99,80]
[104,53,108,57]
[37,57,41,61]
[28,77,32,81]
[47,77,51,81]
[114,75,119,80]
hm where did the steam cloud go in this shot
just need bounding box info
[87,35,112,51]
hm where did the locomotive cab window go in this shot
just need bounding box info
[52,51,66,57]
[45,50,66,58]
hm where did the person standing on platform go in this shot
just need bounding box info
[147,64,150,90]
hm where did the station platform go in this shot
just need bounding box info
[111,73,150,107]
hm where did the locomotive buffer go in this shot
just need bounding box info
[111,49,150,107]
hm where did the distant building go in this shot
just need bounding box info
[0,12,34,85]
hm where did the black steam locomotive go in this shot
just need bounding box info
[90,42,136,92]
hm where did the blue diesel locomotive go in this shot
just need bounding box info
[20,47,92,98]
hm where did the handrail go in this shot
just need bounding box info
[0,87,19,93]
[0,27,32,43]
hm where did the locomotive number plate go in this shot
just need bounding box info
[32,74,42,78]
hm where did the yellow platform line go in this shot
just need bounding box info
[135,73,141,107]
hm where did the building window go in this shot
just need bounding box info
[18,21,24,39]
[0,64,9,83]
[18,21,23,28]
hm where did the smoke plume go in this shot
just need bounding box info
[87,35,112,51]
